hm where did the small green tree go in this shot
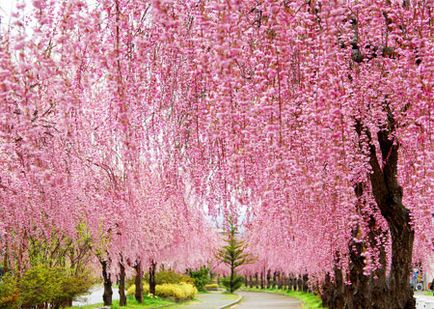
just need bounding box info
[217,223,255,293]
[188,266,210,291]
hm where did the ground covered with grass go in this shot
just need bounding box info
[241,287,326,309]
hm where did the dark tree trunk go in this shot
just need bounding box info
[364,114,415,309]
[149,260,157,295]
[260,271,264,289]
[302,274,309,292]
[278,272,284,289]
[297,275,303,292]
[134,260,144,303]
[255,272,259,288]
[291,275,296,291]
[119,260,127,306]
[334,267,346,309]
[267,269,272,289]
[272,271,277,289]
[321,273,332,308]
[101,260,113,306]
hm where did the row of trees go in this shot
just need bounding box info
[0,1,217,307]
[151,1,433,308]
[0,1,432,308]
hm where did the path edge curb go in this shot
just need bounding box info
[218,294,243,309]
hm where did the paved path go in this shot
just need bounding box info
[231,291,301,309]
[174,291,239,309]
[415,292,434,309]
[72,286,119,306]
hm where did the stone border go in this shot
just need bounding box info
[218,294,243,309]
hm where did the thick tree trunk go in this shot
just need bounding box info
[134,260,144,303]
[119,261,127,306]
[334,267,346,309]
[366,115,415,309]
[101,260,113,306]
[149,260,157,295]
[260,271,264,289]
[302,274,309,292]
[321,273,332,308]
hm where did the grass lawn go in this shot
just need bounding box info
[242,287,326,309]
[68,295,175,309]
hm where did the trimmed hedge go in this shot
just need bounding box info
[127,283,197,301]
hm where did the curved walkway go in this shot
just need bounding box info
[174,291,239,309]
[231,291,302,309]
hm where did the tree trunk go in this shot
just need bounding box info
[302,274,309,292]
[119,260,127,306]
[331,266,345,309]
[365,114,415,309]
[101,260,113,306]
[321,273,332,308]
[297,275,303,292]
[149,260,157,295]
[255,272,259,288]
[267,269,271,289]
[134,260,144,303]
[260,271,264,289]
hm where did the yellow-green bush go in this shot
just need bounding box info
[205,283,219,290]
[127,282,196,301]
[155,283,197,301]
[126,284,150,296]
[0,265,93,308]
[0,273,19,309]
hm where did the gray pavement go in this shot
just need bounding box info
[174,291,239,309]
[231,291,301,309]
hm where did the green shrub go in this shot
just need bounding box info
[221,275,244,293]
[126,284,150,296]
[155,283,197,301]
[150,270,193,285]
[127,282,197,301]
[188,267,210,291]
[14,264,93,307]
[0,273,19,309]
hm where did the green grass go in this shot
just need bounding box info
[242,287,326,309]
[68,295,174,308]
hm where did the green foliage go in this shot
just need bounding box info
[216,226,255,270]
[0,265,94,308]
[126,283,197,301]
[0,273,19,309]
[221,275,244,293]
[217,221,255,293]
[20,264,94,307]
[188,267,210,291]
[144,270,193,285]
